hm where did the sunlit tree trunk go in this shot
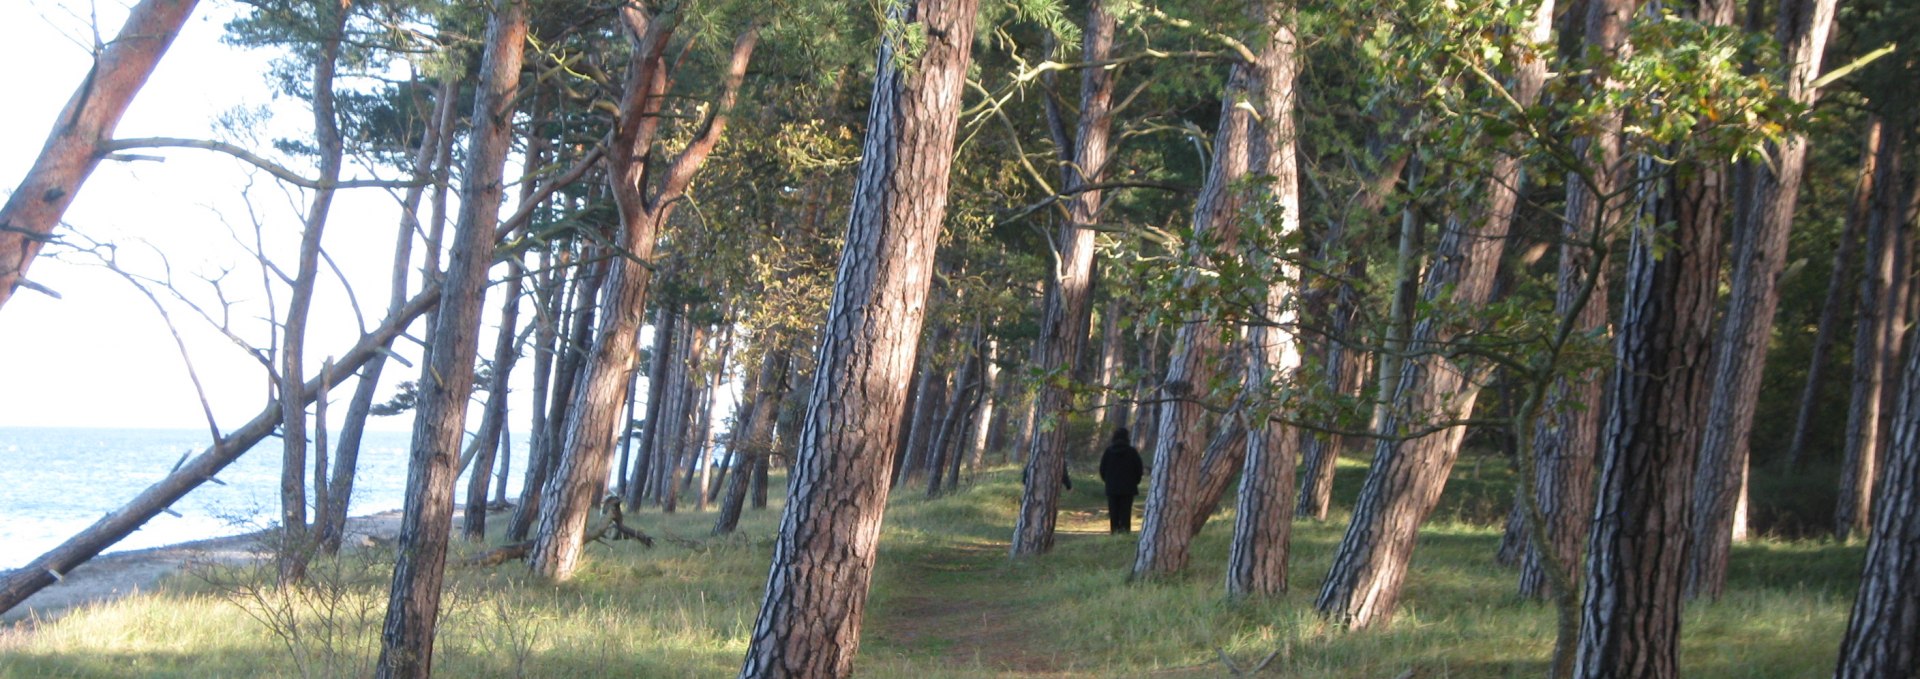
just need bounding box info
[1313,0,1549,621]
[509,254,604,542]
[1688,0,1839,599]
[1226,1,1301,598]
[1129,48,1259,580]
[376,1,526,674]
[1012,0,1119,556]
[319,76,455,555]
[530,15,757,580]
[716,348,790,535]
[737,0,979,671]
[277,1,350,584]
[0,0,199,311]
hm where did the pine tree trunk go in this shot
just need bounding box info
[1836,123,1905,541]
[529,18,757,580]
[929,338,982,497]
[1132,56,1255,580]
[1515,0,1605,602]
[276,4,350,584]
[900,333,950,486]
[1314,56,1537,628]
[319,77,454,555]
[0,0,199,311]
[376,2,526,673]
[737,0,979,671]
[1011,0,1119,556]
[716,348,790,535]
[1834,281,1920,676]
[1226,4,1301,598]
[969,340,1000,466]
[463,263,524,540]
[1572,103,1721,679]
[509,255,605,541]
[1687,0,1838,600]
[629,305,678,506]
[1784,120,1878,468]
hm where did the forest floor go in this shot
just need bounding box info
[0,458,1871,678]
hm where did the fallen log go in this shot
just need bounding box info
[0,287,440,616]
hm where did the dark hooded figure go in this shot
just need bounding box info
[1098,427,1145,534]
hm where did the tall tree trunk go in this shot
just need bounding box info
[1784,120,1878,468]
[1687,0,1839,600]
[1834,269,1920,676]
[509,254,605,541]
[1313,5,1549,620]
[1572,88,1721,679]
[463,261,524,540]
[1296,127,1408,522]
[900,337,950,485]
[0,290,438,617]
[1835,123,1907,541]
[628,305,678,506]
[375,1,526,674]
[0,0,199,311]
[277,2,350,584]
[929,336,981,497]
[319,76,454,555]
[1517,0,1608,602]
[716,348,789,535]
[737,0,979,671]
[1012,0,1119,556]
[1226,2,1301,598]
[969,339,1000,467]
[1130,50,1258,581]
[529,17,757,580]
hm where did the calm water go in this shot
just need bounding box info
[0,427,523,569]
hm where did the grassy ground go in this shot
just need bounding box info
[0,457,1863,677]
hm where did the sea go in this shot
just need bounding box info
[0,426,523,570]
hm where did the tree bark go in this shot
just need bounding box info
[463,260,524,540]
[737,0,979,672]
[1572,96,1722,679]
[929,335,982,497]
[375,1,526,674]
[1835,122,1906,542]
[508,254,605,541]
[716,348,790,535]
[1834,267,1920,677]
[1687,0,1838,600]
[1130,48,1258,580]
[1012,0,1119,556]
[0,0,199,311]
[1313,2,1547,620]
[276,1,351,584]
[529,18,757,580]
[1226,2,1301,598]
[1784,119,1878,468]
[319,76,455,555]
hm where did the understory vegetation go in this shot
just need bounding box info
[0,459,1859,678]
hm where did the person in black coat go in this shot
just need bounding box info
[1098,427,1145,534]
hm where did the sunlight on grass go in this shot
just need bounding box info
[0,459,1863,677]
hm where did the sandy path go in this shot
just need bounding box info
[1,509,411,625]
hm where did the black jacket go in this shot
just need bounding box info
[1099,441,1145,497]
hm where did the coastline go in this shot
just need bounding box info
[1,509,415,626]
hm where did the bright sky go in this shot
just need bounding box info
[1,1,439,433]
[1,1,741,445]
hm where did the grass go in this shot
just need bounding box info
[0,455,1865,677]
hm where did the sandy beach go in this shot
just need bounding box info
[1,509,414,626]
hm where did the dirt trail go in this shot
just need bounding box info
[865,500,1116,678]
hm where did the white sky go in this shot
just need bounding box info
[2,1,454,434]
